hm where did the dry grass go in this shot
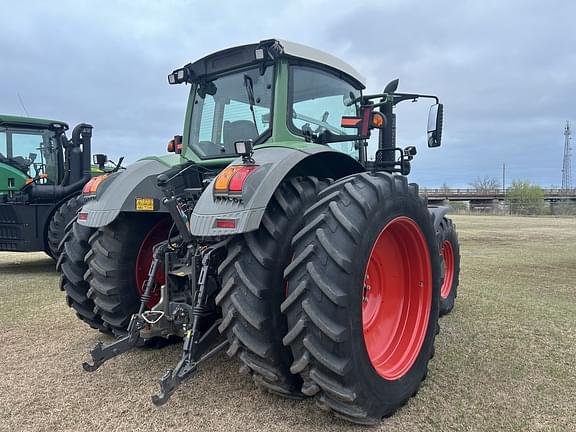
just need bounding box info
[1,215,575,431]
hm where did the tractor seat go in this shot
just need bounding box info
[222,120,258,153]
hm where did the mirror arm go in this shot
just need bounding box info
[393,93,439,105]
[315,131,369,145]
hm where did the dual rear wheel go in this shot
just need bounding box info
[59,214,171,335]
[220,172,440,424]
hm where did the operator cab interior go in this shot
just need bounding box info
[189,66,273,158]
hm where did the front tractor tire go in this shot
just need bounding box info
[438,217,461,316]
[217,177,329,398]
[85,214,170,334]
[282,172,440,424]
[47,194,84,260]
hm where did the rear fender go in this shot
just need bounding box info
[189,146,364,237]
[78,159,171,228]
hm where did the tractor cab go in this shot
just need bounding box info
[0,115,68,196]
[167,40,366,163]
[168,39,443,173]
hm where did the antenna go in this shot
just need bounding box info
[562,121,572,191]
[17,92,30,116]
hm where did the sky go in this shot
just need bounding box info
[1,0,575,188]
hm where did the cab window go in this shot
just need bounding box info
[289,65,361,158]
[0,131,6,157]
[190,66,274,158]
[12,131,45,177]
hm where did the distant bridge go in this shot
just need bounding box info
[423,188,576,202]
[423,188,576,212]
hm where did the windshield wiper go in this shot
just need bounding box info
[243,74,259,135]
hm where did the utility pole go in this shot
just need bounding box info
[502,162,506,194]
[562,121,572,191]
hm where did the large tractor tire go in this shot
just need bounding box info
[47,194,84,260]
[57,218,106,332]
[85,214,171,335]
[282,172,440,424]
[438,217,461,316]
[217,177,329,398]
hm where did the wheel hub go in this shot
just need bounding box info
[440,239,455,299]
[135,219,171,307]
[362,216,432,381]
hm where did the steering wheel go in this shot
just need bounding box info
[293,111,342,135]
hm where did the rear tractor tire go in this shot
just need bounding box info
[217,177,330,398]
[85,214,171,335]
[282,172,440,424]
[57,218,106,332]
[438,217,461,316]
[47,194,84,260]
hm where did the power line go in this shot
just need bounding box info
[562,121,572,191]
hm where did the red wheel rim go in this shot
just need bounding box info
[362,216,432,380]
[440,240,455,299]
[135,219,171,307]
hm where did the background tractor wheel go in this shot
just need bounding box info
[217,177,329,398]
[282,172,440,424]
[438,217,461,316]
[47,194,84,260]
[57,218,106,332]
[85,214,170,335]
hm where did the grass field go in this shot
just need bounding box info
[1,215,575,431]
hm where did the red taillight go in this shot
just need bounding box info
[215,218,236,229]
[228,166,257,192]
[78,212,88,221]
[82,175,108,194]
[214,165,258,195]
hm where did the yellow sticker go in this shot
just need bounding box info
[135,197,155,211]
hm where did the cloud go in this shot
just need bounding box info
[1,0,574,186]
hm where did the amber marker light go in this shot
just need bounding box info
[371,112,386,128]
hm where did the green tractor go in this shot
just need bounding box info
[0,115,118,259]
[59,39,461,424]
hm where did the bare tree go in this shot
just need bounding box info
[469,176,500,193]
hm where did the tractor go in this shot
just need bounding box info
[0,115,119,259]
[58,39,461,424]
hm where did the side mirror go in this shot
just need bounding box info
[93,153,108,169]
[384,78,400,94]
[167,135,183,154]
[427,103,443,147]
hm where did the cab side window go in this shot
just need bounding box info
[289,65,361,158]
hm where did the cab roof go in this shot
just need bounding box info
[185,39,366,89]
[0,114,68,130]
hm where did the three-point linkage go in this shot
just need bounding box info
[81,240,227,407]
[152,244,227,406]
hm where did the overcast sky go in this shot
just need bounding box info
[1,0,575,187]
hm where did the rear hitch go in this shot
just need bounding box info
[82,241,168,372]
[82,314,146,372]
[152,243,227,406]
[152,322,227,406]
